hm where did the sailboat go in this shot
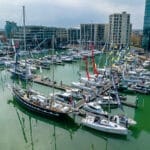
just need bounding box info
[12,6,73,118]
[12,86,73,117]
[9,7,34,81]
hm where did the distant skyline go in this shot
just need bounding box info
[0,0,145,29]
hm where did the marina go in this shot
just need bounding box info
[0,46,150,150]
[0,0,149,148]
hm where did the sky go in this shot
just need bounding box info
[0,0,145,29]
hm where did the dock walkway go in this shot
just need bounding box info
[32,76,72,91]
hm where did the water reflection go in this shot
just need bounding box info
[82,125,127,140]
[7,96,129,150]
[132,94,150,138]
[8,98,80,150]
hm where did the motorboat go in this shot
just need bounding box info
[96,96,118,108]
[82,102,107,116]
[71,82,94,92]
[82,115,128,135]
[80,76,107,87]
[109,114,137,127]
[66,88,83,100]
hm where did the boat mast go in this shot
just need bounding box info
[50,35,55,108]
[23,6,26,51]
[23,6,29,86]
[52,35,55,98]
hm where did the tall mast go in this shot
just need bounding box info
[23,6,26,51]
[50,35,55,107]
[52,35,55,97]
[23,6,28,87]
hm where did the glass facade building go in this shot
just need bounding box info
[9,25,67,49]
[143,0,150,51]
[68,28,80,44]
[80,24,105,49]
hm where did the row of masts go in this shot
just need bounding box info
[3,6,149,137]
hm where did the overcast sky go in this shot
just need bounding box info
[0,0,145,29]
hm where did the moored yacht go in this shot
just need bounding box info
[82,115,128,135]
[82,102,108,116]
[12,86,73,118]
[109,114,137,127]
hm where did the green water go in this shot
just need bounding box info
[0,57,150,150]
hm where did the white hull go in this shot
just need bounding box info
[82,116,128,135]
[71,82,93,91]
[80,77,103,87]
[83,103,107,116]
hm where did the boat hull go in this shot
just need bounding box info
[82,120,128,135]
[13,89,69,118]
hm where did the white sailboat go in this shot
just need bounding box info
[9,7,34,80]
[12,7,73,119]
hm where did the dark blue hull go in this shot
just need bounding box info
[13,88,68,118]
